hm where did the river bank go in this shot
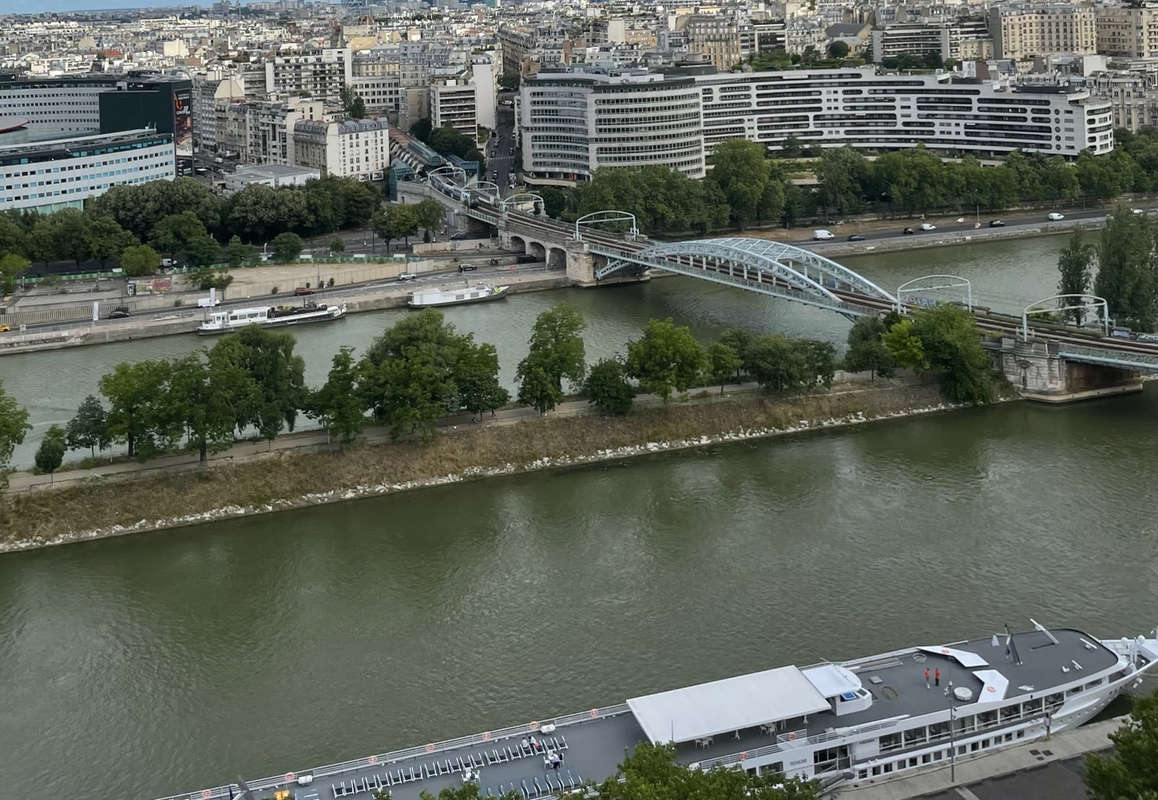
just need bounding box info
[2,376,958,554]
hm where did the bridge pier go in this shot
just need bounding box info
[996,337,1143,403]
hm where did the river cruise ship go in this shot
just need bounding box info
[408,284,508,309]
[196,303,346,335]
[160,621,1158,800]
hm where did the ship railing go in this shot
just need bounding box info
[696,708,1054,772]
[154,703,630,800]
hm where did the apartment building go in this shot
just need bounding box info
[518,71,706,184]
[192,74,245,154]
[696,68,1112,158]
[1095,6,1158,59]
[430,78,478,142]
[292,117,389,180]
[674,15,743,71]
[350,75,402,116]
[0,128,175,212]
[1086,70,1158,132]
[264,48,352,102]
[989,5,1096,60]
[871,24,947,63]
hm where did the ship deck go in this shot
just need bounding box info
[194,629,1124,800]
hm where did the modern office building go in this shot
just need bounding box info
[518,67,1113,185]
[0,73,192,147]
[696,68,1113,158]
[0,128,175,213]
[518,71,705,184]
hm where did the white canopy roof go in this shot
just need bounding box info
[626,666,831,744]
[918,645,989,668]
[802,664,862,698]
[972,669,1010,702]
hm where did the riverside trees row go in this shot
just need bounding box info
[537,131,1158,237]
[0,301,994,487]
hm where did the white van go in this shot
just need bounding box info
[812,229,835,240]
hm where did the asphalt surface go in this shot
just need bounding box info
[917,750,1100,800]
[792,206,1118,246]
[486,101,517,195]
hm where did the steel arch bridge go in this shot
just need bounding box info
[592,237,897,316]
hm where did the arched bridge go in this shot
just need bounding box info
[594,237,897,317]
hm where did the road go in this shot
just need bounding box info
[485,100,517,195]
[793,206,1119,245]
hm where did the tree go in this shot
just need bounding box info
[89,177,222,239]
[0,379,31,491]
[707,341,743,393]
[1056,231,1094,325]
[341,85,366,119]
[0,252,29,294]
[224,234,260,267]
[222,327,307,443]
[85,215,137,268]
[827,40,850,59]
[842,315,895,379]
[168,350,257,462]
[329,238,345,255]
[359,309,477,440]
[885,305,993,404]
[224,183,309,242]
[271,231,304,262]
[150,211,210,258]
[34,424,66,483]
[816,147,868,217]
[516,303,587,413]
[373,204,419,252]
[1095,206,1158,331]
[745,334,811,393]
[1086,688,1158,800]
[420,783,520,800]
[595,742,818,800]
[65,395,109,458]
[308,346,366,443]
[409,117,433,143]
[99,359,177,457]
[413,199,445,242]
[48,208,92,266]
[584,357,634,414]
[119,244,161,277]
[705,138,776,229]
[456,341,509,421]
[625,318,706,401]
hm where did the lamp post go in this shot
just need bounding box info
[947,678,958,784]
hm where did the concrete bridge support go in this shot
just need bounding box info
[996,337,1142,403]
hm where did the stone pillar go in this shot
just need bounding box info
[565,240,597,286]
[997,337,1142,402]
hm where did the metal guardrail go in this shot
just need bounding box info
[154,703,630,800]
[1057,343,1158,371]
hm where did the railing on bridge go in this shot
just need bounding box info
[1055,342,1158,371]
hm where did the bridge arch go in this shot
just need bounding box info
[596,237,896,315]
[547,246,567,270]
[509,234,527,254]
[527,241,546,260]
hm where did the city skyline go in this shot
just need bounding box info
[10,0,211,12]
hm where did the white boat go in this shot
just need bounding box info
[196,302,346,335]
[407,283,509,309]
[172,620,1158,800]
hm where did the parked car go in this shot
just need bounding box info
[293,287,316,296]
[846,234,867,241]
[988,220,1006,227]
[458,263,478,272]
[1047,212,1065,221]
[0,324,10,332]
[449,232,468,240]
[1132,208,1146,215]
[903,227,915,235]
[108,307,131,319]
[919,222,936,231]
[812,229,835,240]
[397,272,417,281]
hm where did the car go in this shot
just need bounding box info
[1132,208,1146,215]
[812,229,835,241]
[1047,212,1065,221]
[0,324,10,332]
[397,272,417,281]
[846,234,867,241]
[293,287,316,296]
[108,308,131,319]
[449,232,468,240]
[903,227,915,235]
[458,263,478,272]
[988,220,1006,227]
[919,222,936,231]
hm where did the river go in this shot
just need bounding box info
[2,234,1073,467]
[3,386,1158,799]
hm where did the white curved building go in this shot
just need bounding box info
[519,71,705,184]
[517,67,1114,185]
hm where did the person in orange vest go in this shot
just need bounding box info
[935,668,941,687]
[924,667,931,689]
